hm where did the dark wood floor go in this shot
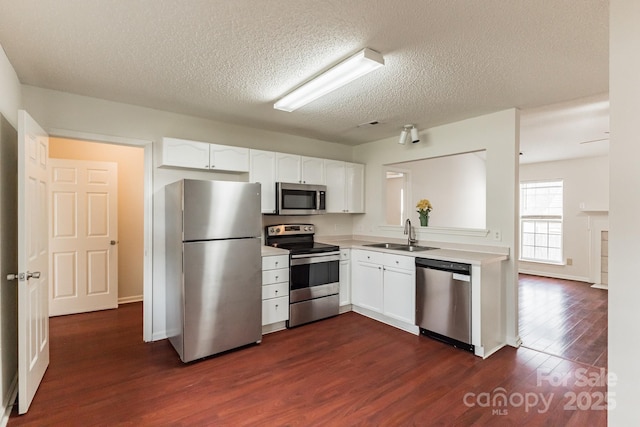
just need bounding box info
[519,274,608,368]
[9,288,607,426]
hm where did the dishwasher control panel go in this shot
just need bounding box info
[415,258,471,275]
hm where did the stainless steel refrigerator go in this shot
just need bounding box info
[165,179,262,362]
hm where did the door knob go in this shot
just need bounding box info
[26,271,41,280]
[110,240,119,245]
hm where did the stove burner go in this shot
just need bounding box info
[265,224,338,254]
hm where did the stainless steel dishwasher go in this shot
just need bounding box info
[415,258,474,352]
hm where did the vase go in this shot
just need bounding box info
[419,213,429,227]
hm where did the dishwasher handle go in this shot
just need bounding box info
[415,257,471,275]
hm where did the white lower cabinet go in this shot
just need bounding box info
[382,262,415,324]
[352,250,416,330]
[261,254,289,326]
[339,249,351,307]
[352,250,384,312]
[262,296,289,325]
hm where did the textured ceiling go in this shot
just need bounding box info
[0,0,609,152]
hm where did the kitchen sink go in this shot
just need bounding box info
[392,245,439,252]
[363,243,439,252]
[363,242,404,249]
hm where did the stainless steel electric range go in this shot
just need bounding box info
[265,224,340,328]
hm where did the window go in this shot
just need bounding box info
[520,180,563,263]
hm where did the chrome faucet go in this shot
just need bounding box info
[404,218,417,245]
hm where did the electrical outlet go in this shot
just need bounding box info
[566,258,573,266]
[493,230,501,241]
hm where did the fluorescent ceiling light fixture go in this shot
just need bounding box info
[274,48,384,112]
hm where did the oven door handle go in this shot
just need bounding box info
[290,253,340,265]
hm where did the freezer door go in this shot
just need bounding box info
[182,179,261,241]
[182,237,262,362]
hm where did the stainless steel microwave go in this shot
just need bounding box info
[275,182,326,215]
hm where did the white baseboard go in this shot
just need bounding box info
[1,374,18,427]
[118,295,143,304]
[518,269,591,283]
[352,306,419,335]
[591,283,609,290]
[152,330,168,341]
[506,335,522,348]
[262,321,286,335]
[339,304,352,314]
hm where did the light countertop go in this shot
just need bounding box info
[261,246,289,257]
[316,238,508,266]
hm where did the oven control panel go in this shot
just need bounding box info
[267,224,314,236]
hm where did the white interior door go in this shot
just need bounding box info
[49,159,118,316]
[17,110,49,414]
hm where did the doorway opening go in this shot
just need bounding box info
[517,95,609,363]
[48,132,152,341]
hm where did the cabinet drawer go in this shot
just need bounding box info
[353,249,385,265]
[262,282,289,300]
[262,268,289,285]
[262,255,289,270]
[262,296,289,325]
[340,249,350,260]
[383,253,414,271]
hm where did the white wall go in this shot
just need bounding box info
[399,152,487,229]
[21,85,356,340]
[353,109,520,346]
[0,45,21,127]
[609,1,640,424]
[0,44,20,423]
[519,155,609,282]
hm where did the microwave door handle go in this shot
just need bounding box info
[316,191,321,210]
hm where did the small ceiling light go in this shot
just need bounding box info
[410,127,420,143]
[274,48,385,112]
[398,128,408,145]
[399,124,420,145]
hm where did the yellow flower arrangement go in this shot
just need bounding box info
[416,199,433,215]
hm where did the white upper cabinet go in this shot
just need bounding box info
[209,144,249,172]
[276,153,325,185]
[324,160,365,213]
[249,149,277,214]
[300,156,325,184]
[275,153,301,183]
[325,160,346,212]
[345,162,365,213]
[161,138,210,169]
[161,137,249,172]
